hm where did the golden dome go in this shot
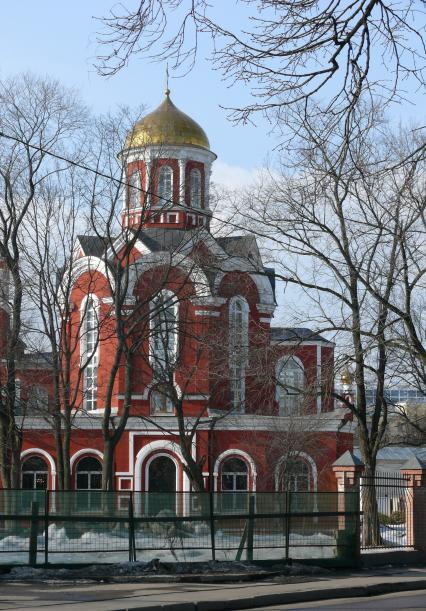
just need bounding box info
[341,368,353,386]
[125,90,210,150]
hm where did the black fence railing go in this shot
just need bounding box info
[0,490,360,566]
[360,472,411,549]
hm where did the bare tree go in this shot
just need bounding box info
[224,101,412,545]
[0,74,85,488]
[21,166,96,490]
[95,1,426,135]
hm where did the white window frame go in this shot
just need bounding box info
[21,456,49,490]
[157,165,173,206]
[190,168,202,208]
[128,169,141,209]
[149,289,179,375]
[229,296,249,413]
[276,355,305,416]
[150,386,174,415]
[221,457,249,492]
[76,456,102,490]
[80,294,100,412]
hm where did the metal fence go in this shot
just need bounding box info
[360,472,411,549]
[0,490,360,566]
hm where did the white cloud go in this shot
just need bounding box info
[211,160,265,190]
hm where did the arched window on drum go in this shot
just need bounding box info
[190,168,202,208]
[22,456,49,490]
[157,165,173,205]
[128,169,141,209]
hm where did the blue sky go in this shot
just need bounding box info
[1,2,423,189]
[0,1,274,186]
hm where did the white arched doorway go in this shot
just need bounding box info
[146,453,178,492]
[134,440,189,492]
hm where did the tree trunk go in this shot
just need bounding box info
[62,419,71,490]
[102,437,115,491]
[360,455,381,546]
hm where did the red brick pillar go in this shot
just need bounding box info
[401,458,426,551]
[332,450,364,530]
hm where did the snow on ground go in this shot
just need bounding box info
[0,524,338,565]
[0,560,327,582]
[380,524,407,547]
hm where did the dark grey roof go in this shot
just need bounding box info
[333,450,364,467]
[78,235,109,257]
[354,446,426,462]
[402,456,426,470]
[217,235,258,258]
[264,267,276,300]
[271,327,332,344]
[135,228,193,253]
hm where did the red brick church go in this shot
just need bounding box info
[2,89,353,493]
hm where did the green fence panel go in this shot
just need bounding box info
[0,490,360,566]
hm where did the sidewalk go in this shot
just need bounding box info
[2,567,426,610]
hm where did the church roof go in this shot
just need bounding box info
[135,227,192,253]
[77,235,110,258]
[271,327,332,344]
[125,91,210,151]
[217,235,259,259]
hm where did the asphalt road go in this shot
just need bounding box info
[252,588,426,609]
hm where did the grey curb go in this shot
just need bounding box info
[118,578,426,610]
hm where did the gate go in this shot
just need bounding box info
[360,471,412,549]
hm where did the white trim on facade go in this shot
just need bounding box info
[70,448,103,471]
[134,439,190,492]
[317,344,322,414]
[194,310,220,317]
[20,414,352,433]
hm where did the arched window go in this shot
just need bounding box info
[276,356,304,415]
[150,290,178,375]
[81,295,99,412]
[221,457,248,491]
[229,297,249,413]
[276,458,311,492]
[157,165,173,205]
[150,386,174,414]
[76,456,102,490]
[22,456,48,490]
[128,169,141,209]
[190,168,202,208]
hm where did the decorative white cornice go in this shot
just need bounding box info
[119,144,217,165]
[19,412,351,433]
[256,303,275,314]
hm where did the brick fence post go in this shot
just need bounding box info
[332,450,364,530]
[401,457,426,551]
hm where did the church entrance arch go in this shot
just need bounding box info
[147,454,177,492]
[146,453,178,515]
